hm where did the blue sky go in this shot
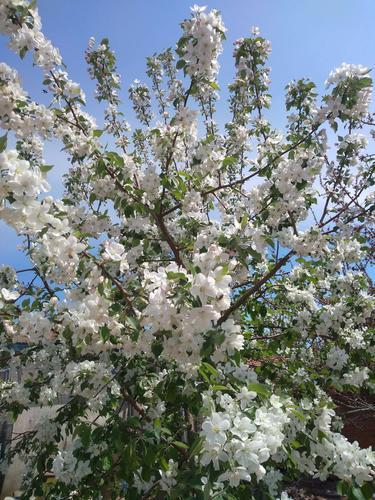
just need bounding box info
[1,0,375,270]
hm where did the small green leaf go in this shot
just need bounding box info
[357,76,372,89]
[159,456,169,472]
[212,384,233,392]
[204,478,212,500]
[126,316,140,330]
[40,164,53,173]
[241,214,249,229]
[215,264,229,279]
[247,383,270,397]
[360,482,375,499]
[96,159,106,175]
[89,192,97,205]
[176,60,186,69]
[290,439,302,449]
[101,455,111,471]
[208,81,220,90]
[189,436,204,459]
[259,303,267,317]
[291,409,305,422]
[222,156,237,167]
[100,325,110,342]
[19,46,28,59]
[0,134,7,153]
[201,362,219,378]
[350,487,366,500]
[167,271,187,281]
[172,440,189,450]
[337,480,348,496]
[198,366,210,384]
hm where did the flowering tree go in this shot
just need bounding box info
[0,1,374,498]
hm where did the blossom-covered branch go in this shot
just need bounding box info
[0,1,374,498]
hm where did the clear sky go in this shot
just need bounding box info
[1,0,375,269]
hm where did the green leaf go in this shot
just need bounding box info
[208,81,220,90]
[188,436,204,459]
[126,316,140,330]
[360,482,375,500]
[106,151,124,167]
[247,383,270,397]
[222,156,237,167]
[349,487,367,500]
[259,303,267,318]
[291,409,306,422]
[151,341,163,357]
[357,76,372,89]
[204,478,212,500]
[0,134,7,153]
[89,192,97,205]
[39,164,53,173]
[212,384,233,392]
[101,455,112,471]
[165,380,178,402]
[241,214,249,230]
[96,159,106,175]
[189,84,199,95]
[198,366,210,384]
[176,60,186,69]
[290,439,302,449]
[159,456,169,472]
[337,481,348,497]
[19,46,28,59]
[76,424,91,447]
[93,129,103,137]
[204,134,215,144]
[100,325,110,342]
[172,440,189,450]
[215,264,229,279]
[201,362,220,379]
[167,271,187,281]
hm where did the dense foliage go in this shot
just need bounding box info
[0,2,374,498]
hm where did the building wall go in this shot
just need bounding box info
[1,406,61,499]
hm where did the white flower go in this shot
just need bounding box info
[326,346,348,371]
[343,367,370,388]
[270,395,283,408]
[314,407,335,433]
[201,412,231,445]
[102,239,125,261]
[237,386,257,410]
[218,466,251,487]
[231,416,256,440]
[1,288,18,301]
[190,273,217,303]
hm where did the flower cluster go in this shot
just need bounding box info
[178,5,226,82]
[1,0,61,69]
[200,392,290,486]
[324,63,372,120]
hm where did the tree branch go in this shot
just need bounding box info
[218,251,293,325]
